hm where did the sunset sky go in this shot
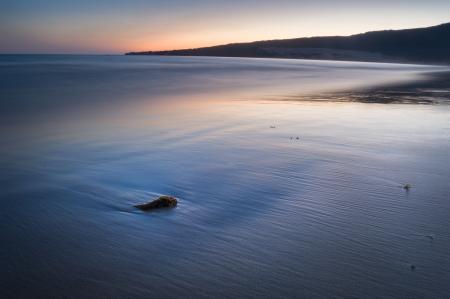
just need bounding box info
[1,0,450,54]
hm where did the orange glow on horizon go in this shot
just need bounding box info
[2,1,449,54]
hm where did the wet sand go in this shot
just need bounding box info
[278,70,450,104]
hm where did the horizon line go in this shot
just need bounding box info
[2,21,449,56]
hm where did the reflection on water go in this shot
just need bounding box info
[1,55,450,298]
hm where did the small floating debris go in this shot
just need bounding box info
[270,125,276,129]
[135,195,178,211]
[403,184,412,191]
[410,264,416,271]
[425,234,435,241]
[296,136,300,140]
[290,136,293,140]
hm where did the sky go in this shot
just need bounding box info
[1,0,450,54]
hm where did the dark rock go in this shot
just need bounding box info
[135,195,178,211]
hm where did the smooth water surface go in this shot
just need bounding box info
[1,55,450,298]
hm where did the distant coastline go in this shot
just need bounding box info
[126,22,450,65]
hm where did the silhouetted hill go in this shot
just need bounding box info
[126,23,450,64]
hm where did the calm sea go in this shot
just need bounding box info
[1,55,450,298]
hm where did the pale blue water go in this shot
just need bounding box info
[1,55,450,298]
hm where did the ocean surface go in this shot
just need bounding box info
[1,55,450,298]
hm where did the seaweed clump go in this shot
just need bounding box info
[135,195,178,211]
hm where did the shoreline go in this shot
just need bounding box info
[1,53,448,67]
[124,53,450,67]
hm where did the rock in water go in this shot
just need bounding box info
[135,195,178,211]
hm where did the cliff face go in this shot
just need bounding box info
[126,23,450,64]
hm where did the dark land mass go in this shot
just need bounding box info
[126,23,450,64]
